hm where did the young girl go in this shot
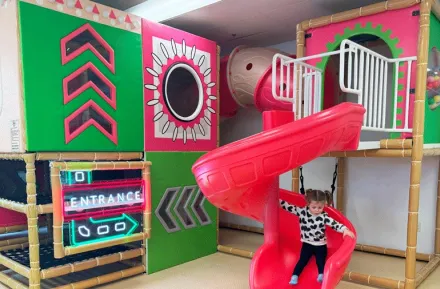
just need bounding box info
[280,189,355,285]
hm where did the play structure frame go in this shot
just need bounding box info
[0,152,150,289]
[50,160,151,259]
[219,1,440,289]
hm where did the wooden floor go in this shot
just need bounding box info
[102,228,439,289]
[219,228,428,282]
[1,228,439,288]
[98,252,440,289]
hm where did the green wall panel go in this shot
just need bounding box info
[19,2,144,151]
[425,13,440,144]
[146,152,217,273]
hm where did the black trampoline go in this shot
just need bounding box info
[1,244,136,269]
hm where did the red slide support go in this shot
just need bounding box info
[192,102,365,289]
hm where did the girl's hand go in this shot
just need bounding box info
[343,229,355,239]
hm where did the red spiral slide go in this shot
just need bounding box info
[192,103,366,289]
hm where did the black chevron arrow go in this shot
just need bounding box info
[61,23,117,144]
[173,186,196,229]
[64,100,117,144]
[63,62,116,109]
[155,187,181,233]
[191,188,211,226]
[61,23,115,72]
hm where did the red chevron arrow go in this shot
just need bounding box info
[60,23,115,73]
[63,62,116,109]
[64,100,118,144]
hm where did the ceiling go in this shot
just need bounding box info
[92,0,145,11]
[95,0,386,53]
[161,0,385,54]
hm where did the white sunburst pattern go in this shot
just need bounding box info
[144,36,216,144]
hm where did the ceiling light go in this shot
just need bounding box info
[126,0,222,23]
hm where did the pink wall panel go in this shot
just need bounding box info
[305,5,419,136]
[142,20,218,152]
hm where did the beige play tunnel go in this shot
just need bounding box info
[223,45,294,112]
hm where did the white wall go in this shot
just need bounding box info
[220,40,297,228]
[219,39,438,254]
[346,158,437,254]
[269,40,296,54]
[0,2,25,152]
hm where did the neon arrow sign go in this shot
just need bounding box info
[70,213,139,247]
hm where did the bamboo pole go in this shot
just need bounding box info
[218,243,419,289]
[0,224,28,234]
[24,154,40,289]
[0,242,29,251]
[51,161,151,171]
[217,245,254,258]
[50,165,64,259]
[37,204,53,214]
[36,152,142,161]
[40,248,144,279]
[120,259,142,267]
[436,159,440,254]
[0,237,50,252]
[292,22,306,193]
[0,198,27,214]
[0,254,31,278]
[0,220,46,234]
[217,45,221,247]
[24,154,36,205]
[380,139,413,149]
[219,223,434,263]
[324,149,412,158]
[50,161,150,258]
[324,148,440,158]
[64,232,146,256]
[142,164,151,271]
[336,157,345,214]
[0,153,26,160]
[0,237,28,247]
[355,244,432,261]
[415,256,440,286]
[343,271,404,289]
[405,1,432,289]
[54,264,145,289]
[0,271,28,289]
[299,0,421,31]
[216,45,221,150]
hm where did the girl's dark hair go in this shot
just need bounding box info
[305,189,333,205]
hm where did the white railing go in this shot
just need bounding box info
[339,39,416,132]
[272,39,417,133]
[272,54,323,119]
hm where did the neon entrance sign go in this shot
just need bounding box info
[70,213,140,247]
[62,179,145,220]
